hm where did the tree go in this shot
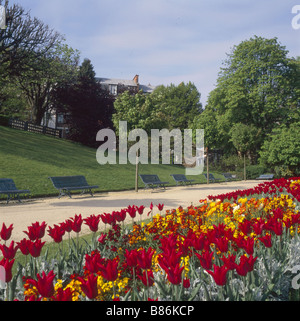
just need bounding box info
[230,123,262,179]
[0,0,60,79]
[15,41,80,124]
[206,36,300,158]
[113,81,203,134]
[259,123,300,177]
[79,58,96,81]
[112,90,147,132]
[230,123,262,161]
[151,82,203,130]
[0,1,80,124]
[52,59,115,147]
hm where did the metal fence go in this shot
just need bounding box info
[9,119,62,138]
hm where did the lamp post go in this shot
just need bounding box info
[206,147,209,184]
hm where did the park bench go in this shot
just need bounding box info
[48,175,99,198]
[0,178,30,203]
[139,174,169,190]
[222,173,235,181]
[170,174,195,186]
[256,174,274,180]
[203,173,221,183]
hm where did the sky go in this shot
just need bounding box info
[9,0,300,106]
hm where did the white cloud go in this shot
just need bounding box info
[10,0,300,106]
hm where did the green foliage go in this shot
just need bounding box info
[230,123,261,155]
[0,83,29,119]
[259,122,300,176]
[51,59,114,148]
[0,1,80,124]
[113,82,202,134]
[204,36,300,159]
[246,165,268,179]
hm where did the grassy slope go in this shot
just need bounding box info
[0,126,217,198]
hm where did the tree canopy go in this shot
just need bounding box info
[51,59,115,147]
[259,122,300,176]
[194,36,300,160]
[113,81,203,134]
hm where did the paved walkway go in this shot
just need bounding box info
[0,180,260,242]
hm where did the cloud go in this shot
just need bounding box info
[10,0,300,106]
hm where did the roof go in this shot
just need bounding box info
[139,84,157,93]
[96,77,137,87]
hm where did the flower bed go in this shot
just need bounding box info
[1,177,300,301]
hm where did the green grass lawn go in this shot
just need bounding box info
[0,125,225,199]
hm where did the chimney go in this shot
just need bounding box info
[133,74,139,85]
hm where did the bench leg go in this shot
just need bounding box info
[17,193,22,203]
[58,189,72,199]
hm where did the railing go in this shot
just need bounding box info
[9,119,62,138]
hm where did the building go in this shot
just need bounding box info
[43,74,156,137]
[97,74,156,96]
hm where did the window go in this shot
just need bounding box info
[109,85,118,95]
[57,114,64,124]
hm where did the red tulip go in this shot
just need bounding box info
[214,237,229,253]
[195,250,213,270]
[62,219,73,233]
[138,269,154,287]
[242,237,254,255]
[98,233,107,244]
[23,221,47,241]
[273,220,283,236]
[191,233,206,251]
[100,213,116,226]
[160,233,177,252]
[183,278,191,288]
[78,274,99,300]
[119,209,127,221]
[238,219,252,235]
[52,287,73,301]
[17,238,31,256]
[84,214,100,232]
[0,258,15,283]
[235,255,257,276]
[148,202,154,216]
[0,223,13,241]
[136,205,145,215]
[137,247,155,270]
[98,259,119,282]
[221,254,237,270]
[253,220,265,235]
[28,239,45,258]
[84,251,104,274]
[112,211,125,223]
[166,264,185,285]
[206,264,228,286]
[124,249,138,268]
[127,205,137,219]
[157,203,164,211]
[27,270,56,298]
[70,214,83,233]
[0,241,19,259]
[158,248,182,271]
[48,225,65,243]
[258,234,272,248]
